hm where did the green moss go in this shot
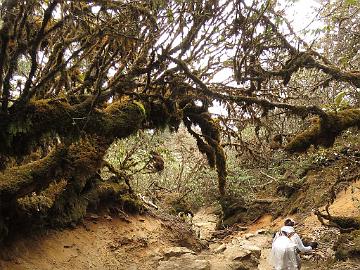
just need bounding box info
[17,179,67,214]
[0,147,64,198]
[196,113,227,196]
[285,118,322,152]
[0,99,74,156]
[196,138,216,168]
[103,101,147,138]
[49,187,89,226]
[0,99,150,157]
[67,136,108,186]
[48,178,133,226]
[133,100,146,117]
[330,109,360,129]
[85,181,131,207]
[285,109,360,153]
[31,99,74,133]
[215,145,227,196]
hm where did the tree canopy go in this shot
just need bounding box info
[0,0,359,238]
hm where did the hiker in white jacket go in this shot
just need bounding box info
[270,219,314,270]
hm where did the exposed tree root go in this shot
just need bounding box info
[315,210,360,233]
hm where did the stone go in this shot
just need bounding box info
[256,229,268,235]
[103,214,112,221]
[242,244,261,258]
[223,246,251,261]
[244,233,255,239]
[214,244,227,254]
[222,244,261,269]
[157,256,210,270]
[162,247,196,259]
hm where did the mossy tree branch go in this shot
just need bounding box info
[0,98,146,156]
[182,101,227,196]
[0,97,153,196]
[0,97,172,238]
[285,109,360,152]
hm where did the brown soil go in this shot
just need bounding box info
[0,212,199,270]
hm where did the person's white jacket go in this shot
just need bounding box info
[269,226,312,270]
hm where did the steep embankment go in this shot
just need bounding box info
[0,212,201,270]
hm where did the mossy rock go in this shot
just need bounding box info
[335,229,360,260]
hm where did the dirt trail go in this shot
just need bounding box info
[191,206,218,241]
[0,180,359,270]
[187,179,360,270]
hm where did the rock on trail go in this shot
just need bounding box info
[155,206,274,270]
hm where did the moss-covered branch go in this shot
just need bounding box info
[0,99,146,156]
[0,98,164,239]
[0,147,65,202]
[0,97,155,200]
[285,109,360,152]
[183,107,227,196]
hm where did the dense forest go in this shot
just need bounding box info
[0,0,359,245]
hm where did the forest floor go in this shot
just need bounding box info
[0,178,359,270]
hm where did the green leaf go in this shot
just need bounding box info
[345,0,358,6]
[166,8,174,22]
[334,91,346,107]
